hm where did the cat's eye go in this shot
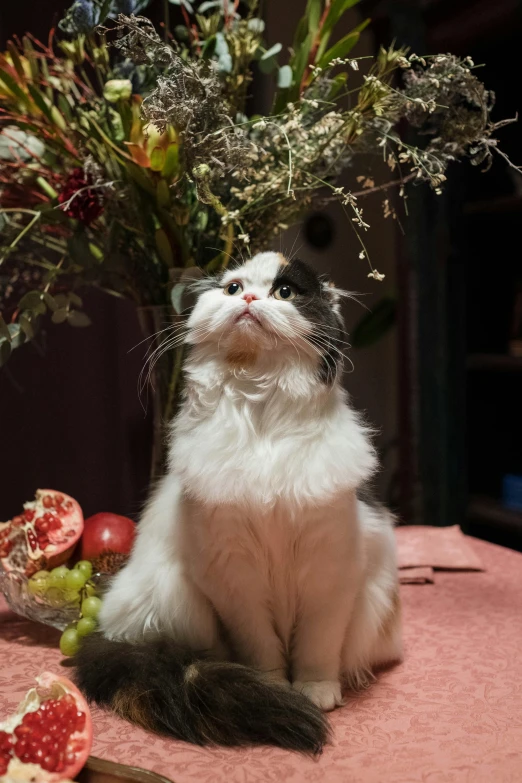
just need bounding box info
[273,285,296,301]
[224,281,243,296]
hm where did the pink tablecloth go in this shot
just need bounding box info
[1,535,522,783]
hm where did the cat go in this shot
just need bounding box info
[75,251,402,753]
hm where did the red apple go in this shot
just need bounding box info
[80,512,136,560]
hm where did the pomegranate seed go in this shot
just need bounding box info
[55,494,64,504]
[24,509,35,522]
[48,518,61,531]
[11,516,24,527]
[64,501,73,511]
[42,495,54,509]
[42,754,58,771]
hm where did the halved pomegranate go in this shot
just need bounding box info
[0,490,84,577]
[0,672,93,781]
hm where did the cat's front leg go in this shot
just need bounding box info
[185,503,289,685]
[99,475,222,654]
[291,495,362,711]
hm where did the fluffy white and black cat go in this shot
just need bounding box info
[75,252,402,753]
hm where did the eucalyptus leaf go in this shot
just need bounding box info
[0,314,10,342]
[171,283,186,314]
[8,323,25,349]
[247,18,265,34]
[0,338,11,367]
[17,291,45,313]
[67,310,92,327]
[199,0,221,11]
[19,314,34,340]
[68,292,83,308]
[259,56,279,75]
[52,308,69,324]
[261,43,283,61]
[278,65,293,89]
[42,292,58,312]
[168,0,194,11]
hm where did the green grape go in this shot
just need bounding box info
[81,596,102,619]
[65,569,87,590]
[76,617,97,637]
[75,561,93,580]
[62,589,81,606]
[59,628,80,657]
[84,583,97,598]
[27,571,49,597]
[49,565,69,588]
[45,587,67,608]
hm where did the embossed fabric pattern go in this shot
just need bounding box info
[1,534,521,782]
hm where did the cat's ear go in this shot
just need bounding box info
[321,279,345,323]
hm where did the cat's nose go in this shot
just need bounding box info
[243,293,259,305]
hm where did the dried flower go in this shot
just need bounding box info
[58,168,104,226]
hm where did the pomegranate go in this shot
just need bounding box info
[80,513,135,561]
[0,672,92,781]
[0,491,84,577]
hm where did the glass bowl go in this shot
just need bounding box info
[0,566,109,631]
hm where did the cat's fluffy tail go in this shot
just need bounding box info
[73,634,328,753]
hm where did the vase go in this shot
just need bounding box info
[136,306,184,482]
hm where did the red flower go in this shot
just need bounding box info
[58,168,103,226]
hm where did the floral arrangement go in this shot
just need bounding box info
[0,0,515,474]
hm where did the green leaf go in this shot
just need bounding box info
[292,15,309,51]
[259,55,279,75]
[161,144,179,181]
[6,41,26,80]
[98,0,113,24]
[26,84,54,124]
[170,283,186,314]
[150,146,166,172]
[19,314,34,340]
[54,294,69,308]
[261,43,283,61]
[0,69,30,108]
[318,0,362,62]
[278,65,293,89]
[306,0,322,31]
[0,314,10,342]
[316,30,360,69]
[67,310,92,327]
[291,30,314,92]
[327,71,348,100]
[155,228,174,267]
[202,35,217,59]
[52,308,69,324]
[157,179,170,209]
[18,291,46,315]
[0,338,11,366]
[68,292,83,308]
[42,292,58,312]
[351,296,396,348]
[8,322,25,349]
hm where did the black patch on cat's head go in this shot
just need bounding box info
[272,259,345,384]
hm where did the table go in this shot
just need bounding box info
[1,535,522,783]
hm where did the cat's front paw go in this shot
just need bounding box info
[292,680,344,712]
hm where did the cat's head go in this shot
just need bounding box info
[187,251,346,383]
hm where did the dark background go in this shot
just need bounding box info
[1,0,521,550]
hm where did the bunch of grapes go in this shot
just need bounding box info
[27,560,102,656]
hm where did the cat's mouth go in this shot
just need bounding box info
[235,309,261,326]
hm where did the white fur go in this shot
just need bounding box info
[100,252,402,710]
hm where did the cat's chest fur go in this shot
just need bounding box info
[169,354,377,509]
